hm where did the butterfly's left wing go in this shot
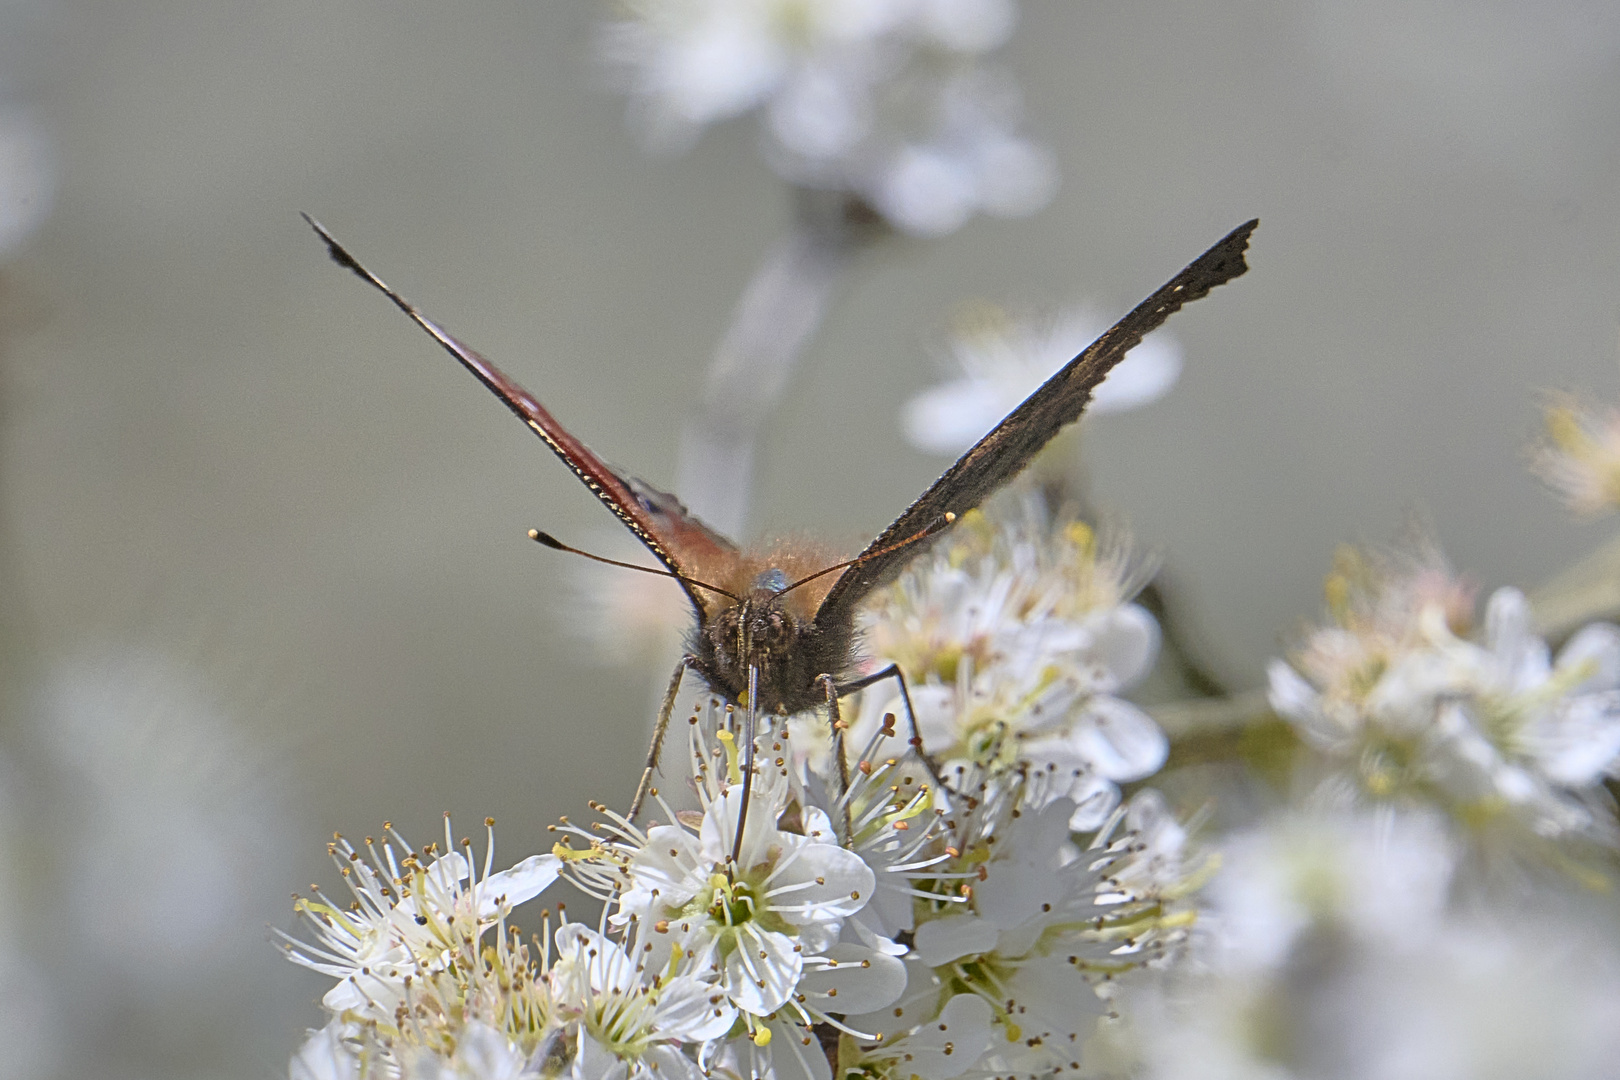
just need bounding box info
[815,218,1258,628]
[304,215,738,619]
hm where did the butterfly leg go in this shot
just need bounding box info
[730,664,761,865]
[817,674,852,799]
[628,654,698,823]
[816,674,854,842]
[835,663,946,790]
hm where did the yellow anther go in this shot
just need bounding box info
[1063,520,1095,554]
[717,730,743,785]
[551,841,602,863]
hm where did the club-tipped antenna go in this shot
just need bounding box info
[529,529,741,602]
[775,512,957,599]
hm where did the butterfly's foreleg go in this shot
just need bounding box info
[816,674,853,841]
[730,664,761,865]
[817,674,852,798]
[835,663,946,792]
[628,654,698,823]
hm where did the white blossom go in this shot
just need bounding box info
[1531,392,1620,516]
[1268,543,1620,847]
[846,779,1199,1076]
[1134,810,1620,1080]
[288,1022,360,1080]
[540,923,735,1080]
[859,495,1165,829]
[601,0,1054,236]
[1204,810,1456,975]
[571,714,905,1035]
[1315,914,1620,1080]
[281,817,560,1022]
[400,1022,531,1080]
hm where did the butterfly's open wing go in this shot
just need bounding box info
[815,218,1258,626]
[303,214,738,619]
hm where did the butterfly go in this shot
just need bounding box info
[305,214,1256,824]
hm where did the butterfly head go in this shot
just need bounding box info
[751,568,791,597]
[684,545,853,715]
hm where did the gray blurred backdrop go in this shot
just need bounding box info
[2,2,1619,1078]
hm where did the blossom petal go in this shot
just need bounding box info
[763,837,875,923]
[1065,775,1123,831]
[1558,622,1620,693]
[1069,696,1168,782]
[554,924,637,995]
[898,993,995,1079]
[424,851,470,893]
[1266,659,1318,721]
[644,1044,705,1080]
[623,824,704,912]
[475,853,561,918]
[913,915,998,965]
[654,974,737,1042]
[800,943,908,1015]
[726,926,801,1015]
[841,956,944,1041]
[1532,693,1620,785]
[765,1019,834,1080]
[1485,587,1551,689]
[289,1022,358,1080]
[445,1022,527,1080]
[902,378,1019,455]
[1081,605,1161,689]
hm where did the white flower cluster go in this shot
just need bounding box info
[601,0,1055,236]
[1532,393,1620,517]
[1131,810,1620,1080]
[284,500,1195,1079]
[1267,544,1620,848]
[857,498,1168,831]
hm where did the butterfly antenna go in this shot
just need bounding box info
[775,512,957,598]
[528,530,741,602]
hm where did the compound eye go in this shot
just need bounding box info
[753,568,790,594]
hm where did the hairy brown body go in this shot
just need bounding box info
[696,592,854,715]
[682,540,853,714]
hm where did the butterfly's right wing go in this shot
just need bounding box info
[815,219,1258,626]
[304,215,738,620]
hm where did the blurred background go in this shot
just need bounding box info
[1,2,1619,1077]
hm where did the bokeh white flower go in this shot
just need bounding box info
[0,107,53,259]
[1268,543,1620,849]
[1532,392,1620,516]
[1133,810,1620,1080]
[601,0,1055,236]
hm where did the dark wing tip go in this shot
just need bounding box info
[1177,218,1259,305]
[1223,216,1260,269]
[300,211,376,283]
